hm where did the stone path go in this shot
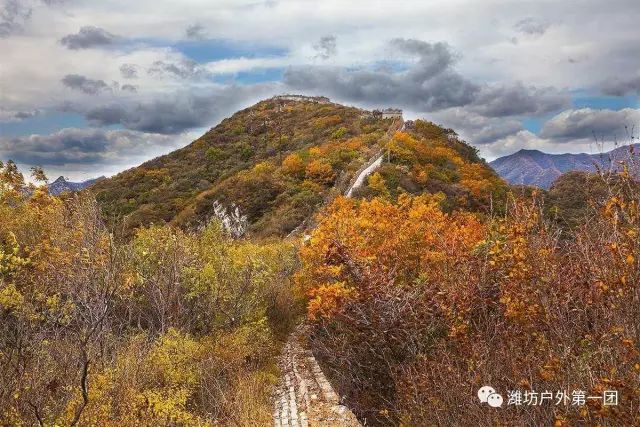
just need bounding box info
[273,328,362,427]
[275,118,405,426]
[345,153,383,197]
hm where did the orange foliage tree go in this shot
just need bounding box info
[297,183,640,426]
[305,160,335,186]
[281,153,305,178]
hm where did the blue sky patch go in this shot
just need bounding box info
[1,112,87,137]
[172,39,288,63]
[522,117,542,133]
[572,92,638,111]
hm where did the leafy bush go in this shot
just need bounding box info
[297,179,640,425]
[0,163,302,426]
[357,125,508,212]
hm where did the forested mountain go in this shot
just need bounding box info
[92,97,507,236]
[490,144,640,188]
[92,97,388,235]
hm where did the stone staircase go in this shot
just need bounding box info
[273,328,361,427]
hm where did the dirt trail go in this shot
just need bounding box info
[273,328,362,427]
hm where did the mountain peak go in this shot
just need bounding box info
[47,176,100,195]
[490,144,640,189]
[515,148,544,155]
[91,98,499,236]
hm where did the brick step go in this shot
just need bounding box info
[274,328,361,427]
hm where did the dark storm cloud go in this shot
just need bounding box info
[514,17,549,36]
[1,128,110,165]
[431,108,524,145]
[390,38,456,75]
[60,26,119,49]
[472,83,569,117]
[148,58,207,79]
[0,128,174,166]
[79,84,278,134]
[473,120,524,144]
[85,105,127,126]
[0,108,40,122]
[85,97,225,134]
[313,35,337,59]
[14,110,40,120]
[601,74,640,96]
[185,23,207,40]
[121,84,138,93]
[540,108,640,140]
[61,74,111,94]
[285,39,477,111]
[285,38,567,117]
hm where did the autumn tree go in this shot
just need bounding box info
[305,160,335,185]
[282,153,306,178]
[0,162,302,426]
[297,184,640,425]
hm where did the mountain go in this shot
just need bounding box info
[48,176,104,195]
[490,144,640,189]
[91,95,506,236]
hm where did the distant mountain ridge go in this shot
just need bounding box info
[490,144,640,189]
[48,176,104,195]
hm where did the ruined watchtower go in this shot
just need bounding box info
[381,108,403,120]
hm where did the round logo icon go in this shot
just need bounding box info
[477,386,496,403]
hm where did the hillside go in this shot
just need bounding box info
[3,103,639,426]
[92,96,391,235]
[92,97,506,236]
[351,121,507,212]
[490,144,640,189]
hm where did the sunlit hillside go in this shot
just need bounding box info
[92,97,506,237]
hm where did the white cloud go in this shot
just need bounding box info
[204,57,291,74]
[1,0,639,177]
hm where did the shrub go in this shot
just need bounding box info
[305,160,335,185]
[298,181,640,426]
[0,163,302,426]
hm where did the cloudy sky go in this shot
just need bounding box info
[1,0,639,180]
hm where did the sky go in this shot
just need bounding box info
[0,0,639,180]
